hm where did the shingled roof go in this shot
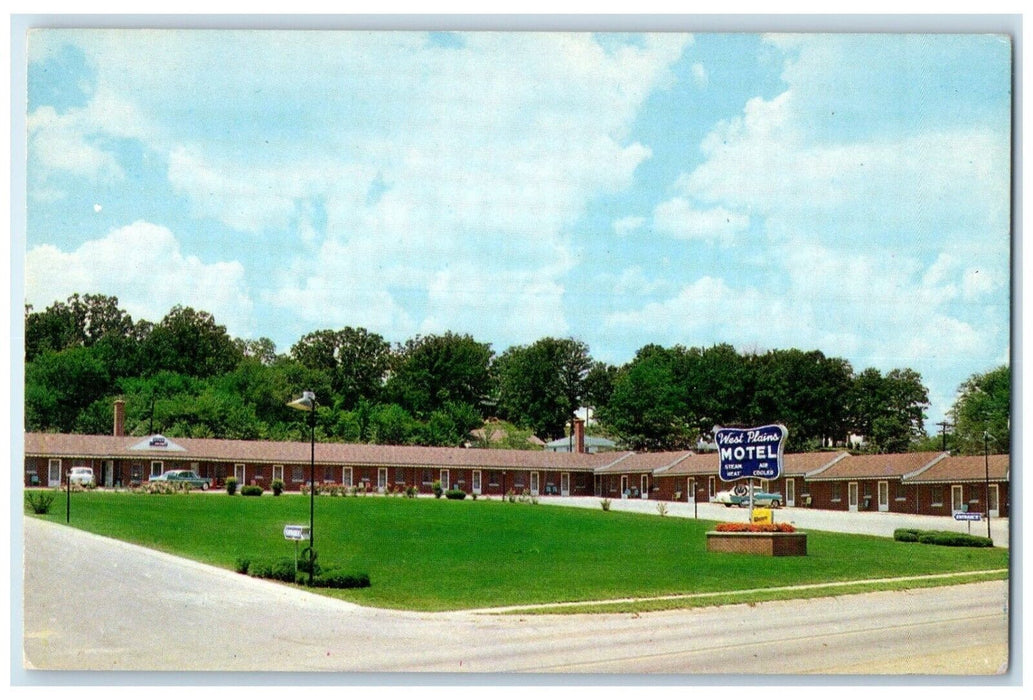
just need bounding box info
[23,432,629,472]
[904,454,1010,483]
[805,451,948,480]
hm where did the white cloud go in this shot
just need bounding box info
[691,62,708,88]
[27,105,124,185]
[25,221,253,337]
[652,198,749,242]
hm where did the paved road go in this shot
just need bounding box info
[21,518,1009,675]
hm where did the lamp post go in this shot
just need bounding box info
[288,390,317,585]
[984,429,992,540]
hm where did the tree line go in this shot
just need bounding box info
[24,294,1009,455]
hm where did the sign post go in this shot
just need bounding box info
[284,524,311,578]
[954,510,982,535]
[716,424,788,522]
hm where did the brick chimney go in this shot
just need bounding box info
[573,417,586,454]
[114,398,126,437]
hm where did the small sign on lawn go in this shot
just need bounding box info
[954,512,983,522]
[283,524,311,541]
[752,508,773,525]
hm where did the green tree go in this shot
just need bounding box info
[386,332,493,419]
[25,346,112,432]
[748,349,853,450]
[142,306,242,378]
[950,365,1010,455]
[596,346,693,451]
[495,337,592,441]
[290,327,391,409]
[25,293,136,361]
[847,367,930,453]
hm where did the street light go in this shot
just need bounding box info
[984,429,992,540]
[288,390,317,585]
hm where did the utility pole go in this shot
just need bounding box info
[935,420,951,451]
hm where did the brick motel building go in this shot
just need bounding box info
[24,405,1009,519]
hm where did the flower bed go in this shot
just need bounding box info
[714,522,796,533]
[707,523,807,556]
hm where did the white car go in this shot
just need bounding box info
[68,467,95,486]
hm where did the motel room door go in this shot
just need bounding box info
[848,482,859,512]
[786,478,795,507]
[472,470,481,495]
[878,481,890,512]
[560,472,570,497]
[989,484,1000,517]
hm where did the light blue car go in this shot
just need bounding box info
[714,486,783,508]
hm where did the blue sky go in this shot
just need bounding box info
[22,30,1012,427]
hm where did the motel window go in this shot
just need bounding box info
[323,466,335,483]
[292,465,305,483]
[895,480,906,500]
[343,467,353,487]
[831,483,842,501]
[930,485,943,507]
[150,461,164,477]
[395,468,406,485]
[488,471,500,486]
[131,465,142,481]
[422,469,434,485]
[864,482,872,498]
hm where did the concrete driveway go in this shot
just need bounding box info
[543,496,1010,547]
[20,517,1010,676]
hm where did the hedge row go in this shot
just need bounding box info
[235,556,371,588]
[893,528,993,548]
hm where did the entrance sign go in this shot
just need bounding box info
[954,512,983,522]
[716,424,788,481]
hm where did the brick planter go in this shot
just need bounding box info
[706,531,808,556]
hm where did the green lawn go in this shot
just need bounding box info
[28,491,1009,611]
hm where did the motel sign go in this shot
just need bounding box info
[716,424,788,481]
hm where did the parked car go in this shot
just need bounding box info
[149,470,212,490]
[68,466,95,486]
[714,485,782,508]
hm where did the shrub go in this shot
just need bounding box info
[405,486,419,498]
[600,498,611,512]
[241,484,264,497]
[312,569,371,589]
[432,480,444,499]
[917,530,994,548]
[234,557,250,574]
[244,557,298,582]
[25,490,56,514]
[225,477,239,495]
[271,479,284,496]
[893,528,993,548]
[445,489,467,500]
[893,528,921,543]
[506,489,517,503]
[656,502,669,517]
